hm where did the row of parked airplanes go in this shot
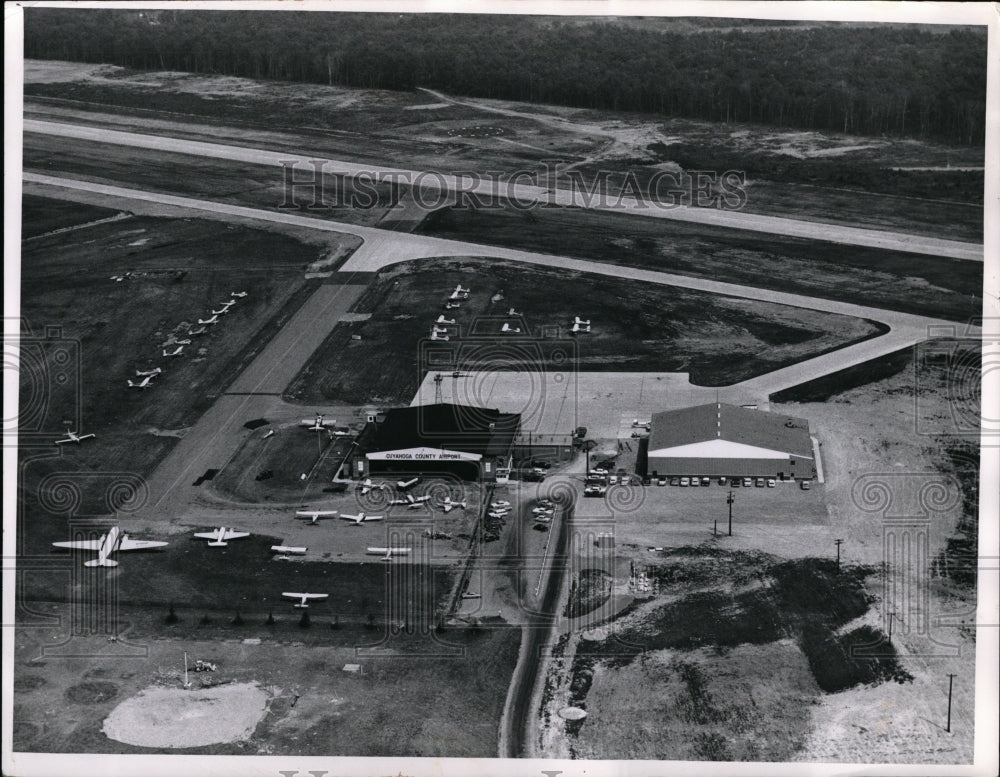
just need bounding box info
[126,292,247,389]
[430,285,592,339]
[51,524,414,566]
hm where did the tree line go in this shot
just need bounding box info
[24,9,987,145]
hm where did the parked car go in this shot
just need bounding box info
[755,478,765,487]
[800,480,811,490]
[718,477,727,486]
[657,476,667,486]
[690,477,700,487]
[743,477,753,487]
[574,427,588,439]
[584,485,606,497]
[680,477,690,487]
[522,471,544,482]
[731,478,741,488]
[767,478,776,488]
[530,459,551,470]
[642,475,652,486]
[669,477,680,486]
[608,474,618,485]
[701,477,711,487]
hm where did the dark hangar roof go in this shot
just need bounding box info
[359,403,521,458]
[649,403,813,458]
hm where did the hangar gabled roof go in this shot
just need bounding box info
[358,403,520,458]
[648,403,812,459]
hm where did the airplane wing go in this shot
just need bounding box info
[52,539,103,551]
[192,532,218,540]
[220,530,250,540]
[362,515,384,522]
[296,510,337,518]
[339,514,362,522]
[119,538,168,551]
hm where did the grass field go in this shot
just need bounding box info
[20,193,124,238]
[419,204,981,322]
[14,603,520,756]
[284,257,886,405]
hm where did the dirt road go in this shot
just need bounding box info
[24,119,983,261]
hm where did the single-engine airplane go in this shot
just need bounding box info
[193,527,250,547]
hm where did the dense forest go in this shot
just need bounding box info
[23,10,987,145]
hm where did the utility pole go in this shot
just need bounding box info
[727,491,735,536]
[887,611,894,647]
[834,538,844,571]
[946,673,956,732]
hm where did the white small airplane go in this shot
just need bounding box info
[216,300,236,310]
[52,525,167,567]
[210,306,232,316]
[340,512,385,524]
[397,477,419,490]
[162,346,184,357]
[573,317,591,326]
[295,509,339,525]
[54,430,96,445]
[507,308,521,316]
[500,323,521,334]
[360,478,388,495]
[262,429,275,439]
[390,494,430,509]
[454,284,470,294]
[632,419,651,429]
[135,367,162,377]
[445,301,461,310]
[197,315,219,325]
[193,527,250,547]
[430,331,450,341]
[126,375,156,389]
[328,427,352,438]
[571,322,591,334]
[462,591,481,599]
[367,547,412,561]
[271,545,306,556]
[436,315,456,325]
[282,592,328,608]
[431,325,449,335]
[301,414,337,431]
[188,326,208,336]
[442,497,467,513]
[231,291,248,298]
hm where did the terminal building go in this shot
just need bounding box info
[646,403,816,481]
[351,403,520,482]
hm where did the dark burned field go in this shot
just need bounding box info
[419,204,981,322]
[568,549,909,761]
[285,258,886,405]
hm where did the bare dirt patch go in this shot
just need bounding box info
[102,682,268,748]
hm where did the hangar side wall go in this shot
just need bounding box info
[646,454,815,480]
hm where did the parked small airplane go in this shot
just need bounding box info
[430,331,450,341]
[271,545,306,556]
[210,306,232,316]
[454,284,471,294]
[162,346,184,357]
[442,497,467,513]
[461,591,481,599]
[262,429,275,439]
[126,375,156,389]
[632,419,651,429]
[367,546,412,561]
[397,477,419,490]
[301,414,337,431]
[135,367,162,377]
[571,322,591,334]
[507,308,521,316]
[500,323,521,334]
[341,512,385,524]
[360,478,388,495]
[282,592,328,608]
[51,525,167,567]
[295,510,339,525]
[197,315,219,325]
[187,326,208,336]
[445,301,461,310]
[391,494,430,509]
[431,325,449,335]
[436,315,456,325]
[230,291,248,298]
[193,527,250,547]
[54,430,96,445]
[573,317,591,326]
[216,300,236,310]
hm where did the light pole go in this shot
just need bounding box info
[835,538,844,571]
[727,490,734,536]
[946,673,956,732]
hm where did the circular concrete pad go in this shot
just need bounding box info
[103,683,268,748]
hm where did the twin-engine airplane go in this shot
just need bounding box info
[442,497,467,513]
[295,509,339,525]
[51,526,167,567]
[54,430,96,445]
[193,527,250,547]
[282,592,328,608]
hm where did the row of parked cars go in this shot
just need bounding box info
[652,475,811,490]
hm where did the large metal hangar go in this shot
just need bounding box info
[647,403,816,481]
[351,402,521,482]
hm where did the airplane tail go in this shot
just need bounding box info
[85,558,118,567]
